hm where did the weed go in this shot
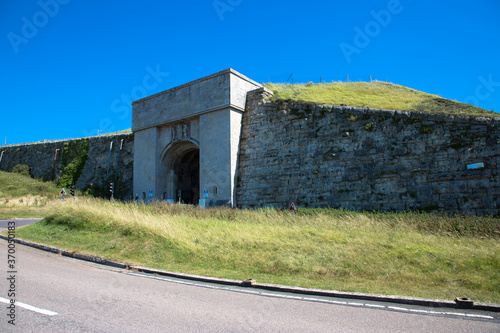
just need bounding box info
[365,122,375,132]
[420,125,434,134]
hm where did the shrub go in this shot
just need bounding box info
[12,164,30,177]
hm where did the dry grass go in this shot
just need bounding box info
[12,197,500,303]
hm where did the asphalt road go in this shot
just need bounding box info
[0,220,499,332]
[0,218,43,232]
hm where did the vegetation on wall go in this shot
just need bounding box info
[264,82,499,118]
[58,138,90,188]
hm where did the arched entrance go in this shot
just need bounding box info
[161,141,200,205]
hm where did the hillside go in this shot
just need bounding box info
[0,170,59,200]
[12,198,500,303]
[263,82,499,118]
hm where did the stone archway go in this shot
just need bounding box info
[161,141,200,204]
[132,69,263,206]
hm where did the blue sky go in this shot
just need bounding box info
[1,0,499,145]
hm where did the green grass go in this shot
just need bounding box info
[0,170,61,219]
[0,170,60,200]
[10,198,500,303]
[105,129,132,135]
[263,82,499,118]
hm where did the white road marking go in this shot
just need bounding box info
[389,306,410,311]
[408,309,431,314]
[123,272,496,321]
[0,297,58,316]
[285,295,303,300]
[348,302,364,306]
[466,314,494,319]
[303,297,320,301]
[445,312,466,317]
[365,304,385,309]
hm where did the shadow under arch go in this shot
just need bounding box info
[160,140,200,204]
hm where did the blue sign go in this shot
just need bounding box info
[467,163,484,170]
[204,189,209,199]
[149,190,153,198]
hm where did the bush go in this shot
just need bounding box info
[12,164,30,177]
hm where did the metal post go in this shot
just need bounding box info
[52,149,60,181]
[106,141,113,179]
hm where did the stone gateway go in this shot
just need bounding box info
[132,69,262,207]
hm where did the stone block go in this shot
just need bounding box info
[444,200,458,210]
[467,179,490,189]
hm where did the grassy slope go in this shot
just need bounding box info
[12,198,500,303]
[0,170,61,218]
[264,82,499,118]
[0,170,59,200]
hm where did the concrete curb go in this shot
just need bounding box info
[0,234,129,270]
[2,234,499,313]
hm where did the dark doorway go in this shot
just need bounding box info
[175,149,200,204]
[161,141,200,205]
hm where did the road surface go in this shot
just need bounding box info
[0,220,498,332]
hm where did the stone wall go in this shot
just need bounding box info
[237,88,500,216]
[2,88,499,215]
[0,133,134,199]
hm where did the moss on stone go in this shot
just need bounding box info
[58,138,90,188]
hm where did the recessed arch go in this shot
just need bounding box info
[160,140,200,204]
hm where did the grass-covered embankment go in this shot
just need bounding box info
[0,169,59,200]
[12,198,500,303]
[264,82,499,118]
[0,170,60,218]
